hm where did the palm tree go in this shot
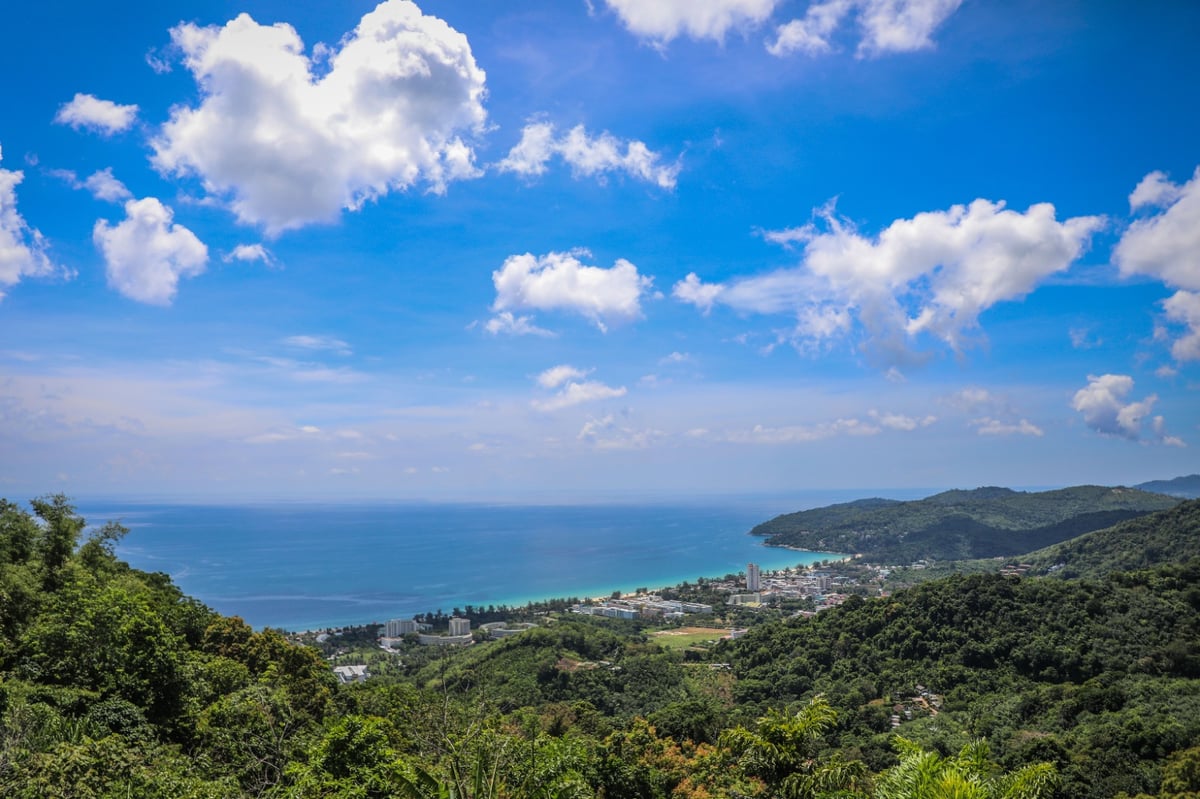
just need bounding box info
[872,738,1059,799]
[719,694,868,799]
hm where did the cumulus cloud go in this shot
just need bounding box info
[0,145,64,299]
[532,380,627,412]
[151,0,488,234]
[1161,290,1200,363]
[224,243,275,266]
[769,0,962,58]
[678,199,1102,363]
[54,93,139,135]
[491,250,653,333]
[672,272,724,314]
[603,0,780,44]
[483,311,554,337]
[498,121,680,189]
[1115,167,1200,362]
[536,364,591,389]
[970,417,1044,437]
[1115,167,1200,291]
[93,197,208,305]
[83,168,133,202]
[1071,374,1170,442]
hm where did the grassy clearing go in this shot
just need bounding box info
[652,627,728,650]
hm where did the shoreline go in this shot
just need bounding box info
[287,545,845,634]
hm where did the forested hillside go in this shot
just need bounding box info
[2,494,1198,798]
[1135,475,1200,499]
[751,485,1178,562]
[1024,499,1200,579]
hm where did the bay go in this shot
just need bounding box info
[78,491,925,631]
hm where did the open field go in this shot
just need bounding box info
[652,626,728,650]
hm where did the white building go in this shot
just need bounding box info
[385,618,419,637]
[332,664,370,684]
[747,563,761,592]
[448,617,470,636]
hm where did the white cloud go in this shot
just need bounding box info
[576,414,663,450]
[93,197,209,305]
[856,0,962,56]
[725,417,881,444]
[0,145,63,299]
[1161,290,1200,362]
[1115,167,1200,361]
[769,0,962,58]
[672,272,724,314]
[491,250,652,332]
[483,311,554,337]
[498,121,680,189]
[1129,170,1184,211]
[152,0,488,234]
[54,93,139,135]
[282,335,352,356]
[1071,374,1161,441]
[970,417,1044,437]
[868,410,936,431]
[533,380,627,412]
[660,351,691,365]
[680,199,1102,363]
[603,0,780,44]
[83,168,132,202]
[1115,167,1200,291]
[224,243,275,266]
[537,364,591,389]
[767,0,851,56]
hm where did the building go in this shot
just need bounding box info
[417,632,473,646]
[747,562,761,592]
[332,664,369,684]
[448,617,470,636]
[385,618,419,637]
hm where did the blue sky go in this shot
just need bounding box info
[1,0,1198,501]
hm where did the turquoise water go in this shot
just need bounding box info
[76,493,916,631]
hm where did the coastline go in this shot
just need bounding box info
[289,545,843,633]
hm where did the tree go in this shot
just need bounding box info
[872,738,1059,799]
[719,694,868,798]
[30,494,85,584]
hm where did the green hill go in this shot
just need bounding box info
[1023,498,1200,579]
[1136,474,1200,498]
[751,484,1179,562]
[718,561,1200,798]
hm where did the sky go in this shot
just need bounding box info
[1,0,1198,502]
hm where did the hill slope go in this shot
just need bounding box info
[1024,498,1200,579]
[752,485,1178,562]
[1136,474,1200,498]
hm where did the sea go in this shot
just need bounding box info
[77,491,927,632]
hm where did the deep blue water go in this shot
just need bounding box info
[75,493,922,631]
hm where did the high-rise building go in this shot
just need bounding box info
[448,617,470,636]
[385,618,418,637]
[747,562,761,592]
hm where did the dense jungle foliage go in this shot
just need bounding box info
[0,494,1197,798]
[750,485,1178,562]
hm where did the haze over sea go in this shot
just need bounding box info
[79,490,929,631]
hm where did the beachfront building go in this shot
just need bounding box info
[385,618,419,637]
[747,563,761,592]
[449,617,470,636]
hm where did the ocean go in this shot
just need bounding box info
[76,492,922,631]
